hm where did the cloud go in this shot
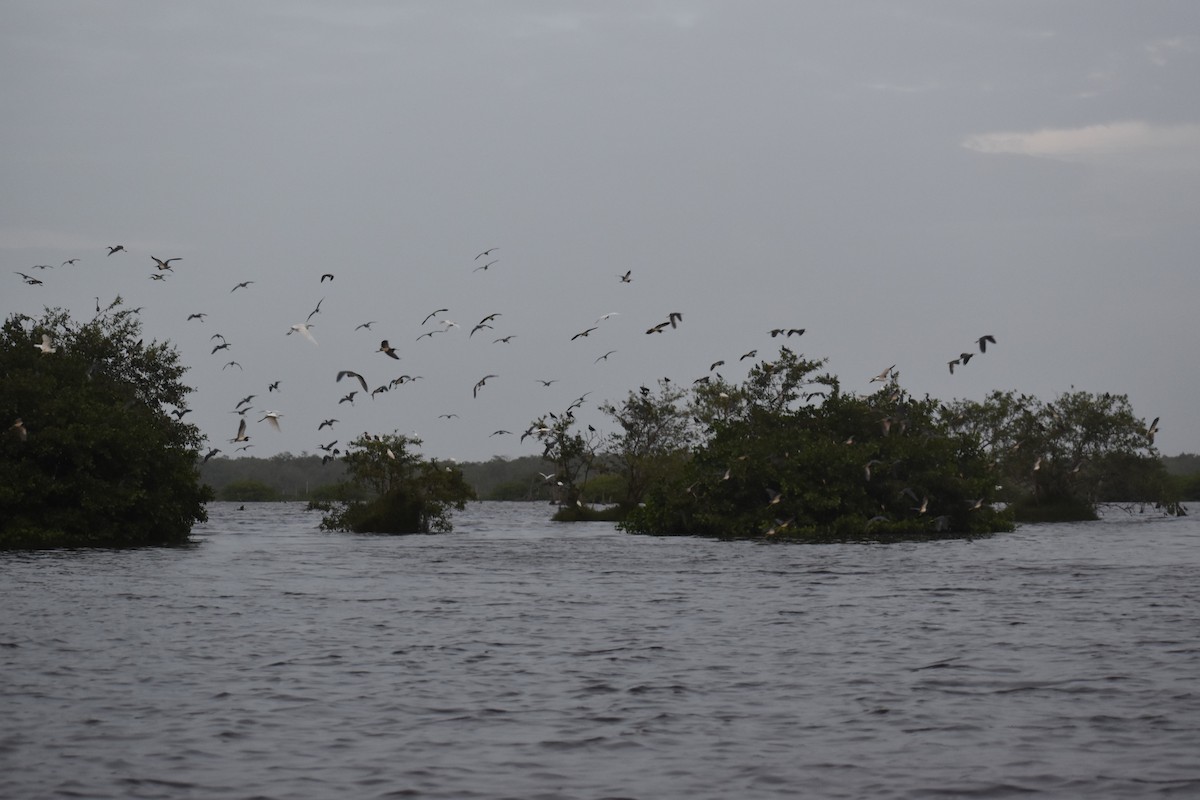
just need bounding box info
[961,121,1200,169]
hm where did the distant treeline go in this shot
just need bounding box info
[200,451,1200,503]
[199,452,565,502]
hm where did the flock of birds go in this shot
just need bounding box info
[10,244,1009,468]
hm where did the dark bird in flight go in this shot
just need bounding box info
[474,248,498,260]
[187,313,207,321]
[211,341,232,354]
[149,273,169,281]
[355,321,376,331]
[490,430,512,436]
[770,328,805,337]
[336,370,369,393]
[493,335,516,344]
[595,350,616,363]
[668,312,683,328]
[14,272,43,285]
[710,360,725,371]
[378,340,400,359]
[572,326,598,340]
[473,374,497,398]
[62,259,80,266]
[202,448,221,463]
[231,281,254,292]
[1146,417,1160,444]
[619,270,632,283]
[439,413,460,419]
[268,380,280,392]
[536,379,557,386]
[976,335,996,353]
[151,256,181,270]
[320,273,334,282]
[646,322,669,334]
[306,298,324,323]
[107,245,125,256]
[235,394,256,409]
[223,361,242,370]
[739,350,757,361]
[339,392,358,405]
[474,260,499,272]
[319,419,338,430]
[422,308,449,325]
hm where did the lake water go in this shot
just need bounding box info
[2,502,1199,799]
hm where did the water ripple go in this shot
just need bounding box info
[2,501,1198,799]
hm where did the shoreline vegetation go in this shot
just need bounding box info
[4,303,1192,548]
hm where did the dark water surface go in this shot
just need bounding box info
[3,502,1199,799]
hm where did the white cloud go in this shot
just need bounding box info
[961,121,1200,169]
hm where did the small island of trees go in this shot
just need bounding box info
[1,304,212,548]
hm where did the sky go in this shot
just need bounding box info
[3,1,1198,463]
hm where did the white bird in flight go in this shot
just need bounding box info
[288,323,318,345]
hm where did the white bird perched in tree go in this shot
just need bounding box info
[288,323,318,345]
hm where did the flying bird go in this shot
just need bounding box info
[15,272,43,285]
[739,350,757,361]
[231,281,254,292]
[319,419,338,430]
[34,334,56,354]
[211,341,232,354]
[62,259,80,266]
[571,326,598,341]
[870,365,896,383]
[268,380,280,392]
[976,335,996,353]
[355,321,376,331]
[618,270,632,283]
[306,298,324,323]
[187,313,207,321]
[770,328,805,337]
[107,245,125,256]
[320,273,334,282]
[230,418,250,443]
[258,411,283,431]
[288,323,318,345]
[151,256,181,270]
[595,350,616,363]
[202,448,221,463]
[336,370,369,393]
[474,259,499,272]
[378,340,400,359]
[536,379,558,386]
[474,248,498,260]
[1146,417,1160,443]
[493,335,516,344]
[422,308,449,325]
[473,374,497,398]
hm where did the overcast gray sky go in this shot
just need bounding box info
[4,1,1198,463]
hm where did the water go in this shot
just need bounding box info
[2,502,1199,799]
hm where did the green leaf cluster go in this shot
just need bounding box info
[1,304,212,548]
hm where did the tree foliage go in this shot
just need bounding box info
[0,303,212,548]
[942,389,1180,518]
[599,379,698,510]
[621,347,1012,540]
[524,400,602,508]
[314,432,475,533]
